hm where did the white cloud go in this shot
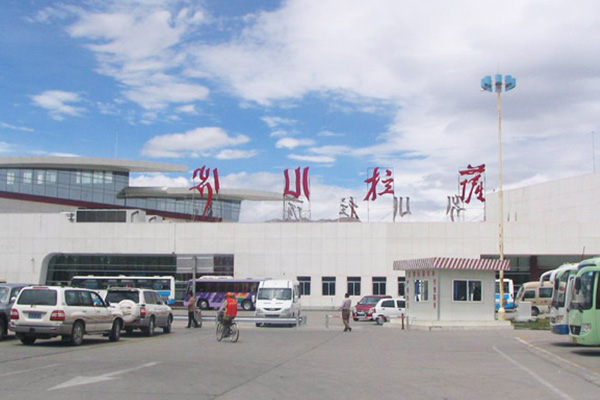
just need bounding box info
[30,90,85,120]
[0,142,12,153]
[141,126,251,158]
[288,154,335,163]
[60,2,209,115]
[262,116,296,128]
[215,149,258,160]
[176,104,197,114]
[275,137,315,149]
[0,122,34,132]
[129,173,190,188]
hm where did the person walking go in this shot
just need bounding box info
[341,293,352,332]
[187,292,199,328]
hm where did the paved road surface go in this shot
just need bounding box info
[0,310,599,400]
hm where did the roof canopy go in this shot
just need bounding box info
[393,257,510,271]
[0,156,187,173]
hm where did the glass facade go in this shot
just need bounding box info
[46,253,235,302]
[0,167,241,221]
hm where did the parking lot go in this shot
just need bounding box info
[1,310,600,400]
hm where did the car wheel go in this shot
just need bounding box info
[0,318,6,341]
[108,320,121,342]
[531,307,540,317]
[241,300,253,311]
[198,299,209,310]
[144,317,155,337]
[376,316,385,325]
[70,321,85,346]
[19,335,36,345]
[163,315,173,334]
[353,318,358,322]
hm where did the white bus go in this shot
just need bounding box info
[70,275,176,305]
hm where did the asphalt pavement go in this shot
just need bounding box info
[1,309,599,400]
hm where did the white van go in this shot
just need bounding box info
[254,280,301,326]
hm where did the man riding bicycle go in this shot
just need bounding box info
[219,292,238,336]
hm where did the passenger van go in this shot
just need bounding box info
[254,280,301,326]
[515,281,554,316]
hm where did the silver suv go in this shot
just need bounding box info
[10,286,124,345]
[104,287,173,336]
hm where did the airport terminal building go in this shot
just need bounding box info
[1,156,599,308]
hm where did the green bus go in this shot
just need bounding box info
[568,257,600,345]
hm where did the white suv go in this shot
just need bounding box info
[369,298,406,325]
[104,287,173,336]
[9,286,124,345]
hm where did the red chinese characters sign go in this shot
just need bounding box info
[459,164,485,204]
[284,167,310,200]
[364,167,394,201]
[189,166,220,216]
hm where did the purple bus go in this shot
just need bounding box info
[185,276,261,311]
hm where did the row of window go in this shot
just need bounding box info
[296,276,484,303]
[297,276,406,297]
[0,168,242,221]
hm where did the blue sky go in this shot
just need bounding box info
[2,0,600,222]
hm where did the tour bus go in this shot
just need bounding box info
[495,279,515,311]
[568,257,600,345]
[254,279,301,326]
[546,264,578,335]
[185,276,261,311]
[70,275,176,305]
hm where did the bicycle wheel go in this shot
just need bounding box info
[229,323,239,343]
[216,322,224,341]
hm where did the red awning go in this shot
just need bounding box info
[393,257,510,271]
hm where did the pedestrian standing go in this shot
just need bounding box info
[187,293,199,328]
[341,293,352,332]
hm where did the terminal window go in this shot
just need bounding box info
[322,277,336,296]
[347,277,361,296]
[298,276,311,296]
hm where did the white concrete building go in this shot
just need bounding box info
[1,157,600,309]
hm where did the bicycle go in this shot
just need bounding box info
[216,311,239,342]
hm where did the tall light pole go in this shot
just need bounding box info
[481,73,516,321]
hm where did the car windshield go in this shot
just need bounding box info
[0,287,9,303]
[105,291,140,303]
[358,297,381,305]
[257,288,292,300]
[17,289,57,306]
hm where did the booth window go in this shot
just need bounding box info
[414,280,429,302]
[453,280,482,302]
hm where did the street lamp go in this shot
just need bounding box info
[481,73,516,321]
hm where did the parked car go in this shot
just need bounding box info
[352,295,392,321]
[9,286,123,345]
[104,287,173,336]
[369,298,406,325]
[0,283,33,340]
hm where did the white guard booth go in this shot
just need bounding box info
[393,257,512,330]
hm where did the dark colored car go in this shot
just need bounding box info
[0,283,33,340]
[352,295,392,321]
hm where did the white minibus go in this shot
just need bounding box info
[254,279,301,326]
